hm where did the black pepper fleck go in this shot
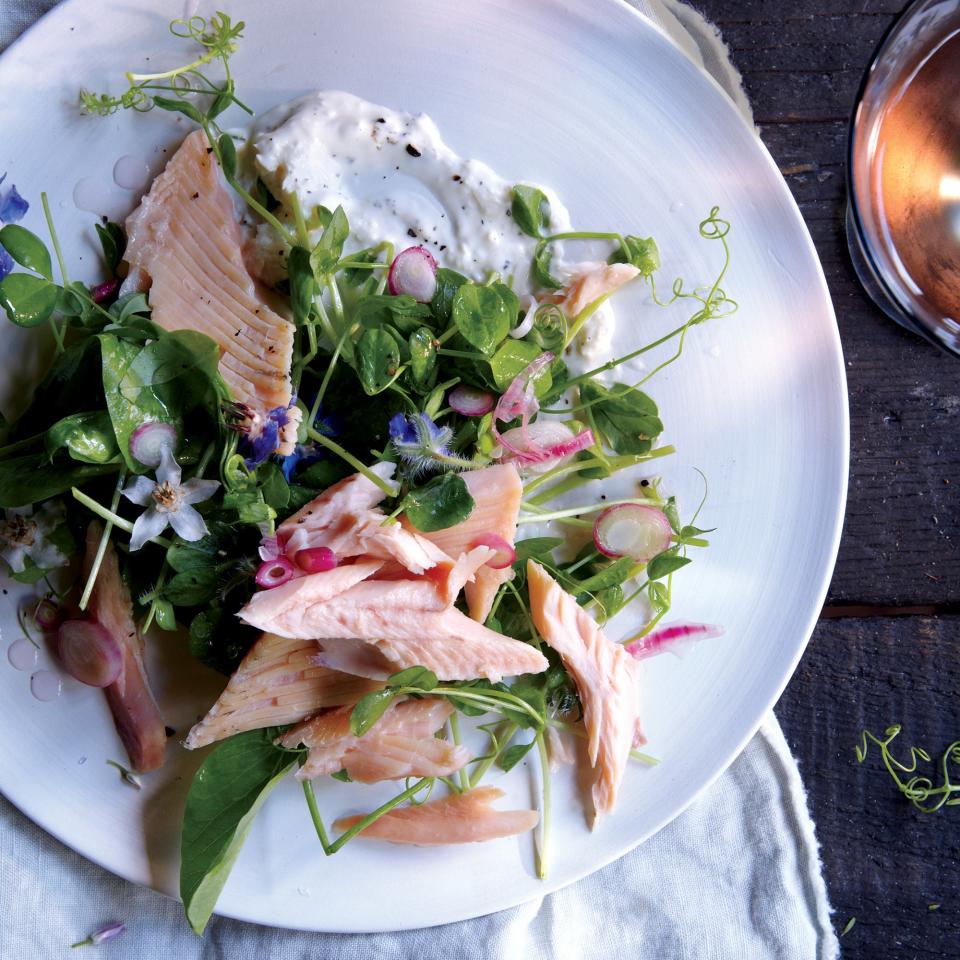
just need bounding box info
[407,228,417,238]
[640,479,650,487]
[406,144,422,157]
[165,727,176,738]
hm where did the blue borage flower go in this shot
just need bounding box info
[388,411,474,475]
[0,173,29,282]
[239,403,294,469]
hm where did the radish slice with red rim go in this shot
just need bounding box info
[129,421,178,467]
[624,622,724,661]
[295,547,338,573]
[449,385,495,417]
[387,246,437,302]
[57,619,123,687]
[33,598,60,631]
[593,503,672,562]
[255,556,296,588]
[470,534,516,569]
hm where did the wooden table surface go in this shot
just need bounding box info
[694,1,960,956]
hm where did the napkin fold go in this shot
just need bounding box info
[0,2,838,958]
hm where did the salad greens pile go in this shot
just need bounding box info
[0,12,737,934]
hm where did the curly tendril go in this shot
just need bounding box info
[856,725,960,814]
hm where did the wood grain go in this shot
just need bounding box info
[777,617,960,959]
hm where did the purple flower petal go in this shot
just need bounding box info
[389,412,417,445]
[129,506,169,552]
[168,502,209,542]
[0,179,29,224]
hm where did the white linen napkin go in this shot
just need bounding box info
[0,2,839,957]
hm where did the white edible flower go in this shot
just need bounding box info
[0,501,69,574]
[122,446,220,551]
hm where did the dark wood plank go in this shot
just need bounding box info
[776,616,960,959]
[696,0,960,605]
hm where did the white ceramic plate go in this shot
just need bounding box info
[0,0,848,933]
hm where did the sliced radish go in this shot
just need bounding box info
[449,385,495,417]
[499,419,594,471]
[258,535,281,562]
[470,534,516,569]
[593,503,672,562]
[129,421,178,467]
[387,245,437,302]
[625,622,724,661]
[57,619,122,687]
[33,598,61,631]
[255,556,296,588]
[295,547,338,573]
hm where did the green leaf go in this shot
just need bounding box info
[646,550,692,581]
[152,95,205,125]
[180,728,297,934]
[353,294,431,334]
[287,246,315,326]
[0,224,53,279]
[0,454,114,508]
[259,462,291,513]
[662,496,681,535]
[43,411,120,464]
[499,739,535,771]
[0,273,59,327]
[109,292,151,326]
[310,205,349,276]
[430,267,467,325]
[349,687,397,736]
[163,569,219,606]
[513,537,563,566]
[576,557,635,594]
[532,239,563,290]
[341,247,381,287]
[452,283,512,355]
[95,222,126,274]
[207,87,234,121]
[402,473,475,532]
[408,326,437,391]
[511,185,551,238]
[579,381,663,455]
[387,666,438,691]
[490,339,553,395]
[154,599,177,631]
[611,235,660,276]
[330,768,352,783]
[357,328,401,395]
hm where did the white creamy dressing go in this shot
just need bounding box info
[249,91,578,298]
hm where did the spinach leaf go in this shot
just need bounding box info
[430,267,467,325]
[0,224,52,279]
[579,381,663,455]
[353,294,431,334]
[401,473,475,532]
[287,246,316,327]
[387,666,438,691]
[610,235,660,276]
[258,462,291,513]
[513,537,563,566]
[490,339,553,395]
[43,411,120,464]
[310,205,349,275]
[221,454,276,524]
[499,739,535,771]
[0,453,114,508]
[163,569,220,606]
[646,549,691,581]
[95,221,126,274]
[180,728,298,934]
[408,326,437,391]
[349,688,398,736]
[532,239,563,290]
[511,185,551,238]
[0,272,59,327]
[357,328,401,395]
[452,283,512,355]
